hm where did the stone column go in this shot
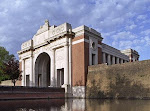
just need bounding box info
[117,58,120,64]
[69,37,72,86]
[30,56,33,86]
[102,52,106,63]
[64,43,69,85]
[121,59,123,64]
[112,56,115,64]
[22,59,25,86]
[107,54,111,65]
[51,49,55,87]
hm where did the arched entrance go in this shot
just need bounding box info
[35,52,51,87]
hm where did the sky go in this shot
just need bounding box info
[0,0,150,60]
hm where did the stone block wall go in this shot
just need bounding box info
[0,80,21,86]
[86,60,150,99]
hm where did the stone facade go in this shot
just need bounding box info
[121,49,139,62]
[18,20,139,98]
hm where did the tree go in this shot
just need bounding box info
[3,57,21,86]
[0,46,14,82]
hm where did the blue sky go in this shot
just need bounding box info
[0,0,150,60]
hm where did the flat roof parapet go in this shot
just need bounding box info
[73,25,102,39]
[121,48,139,56]
[102,43,129,60]
[21,39,33,50]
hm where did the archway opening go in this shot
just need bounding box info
[35,52,51,87]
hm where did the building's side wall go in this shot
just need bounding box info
[86,60,150,99]
[84,41,89,86]
[72,34,90,98]
[72,35,86,86]
[71,26,103,98]
[98,40,102,64]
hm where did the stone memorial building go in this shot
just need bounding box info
[18,20,139,97]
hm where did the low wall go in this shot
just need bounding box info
[86,60,150,99]
[0,86,65,100]
[0,80,21,86]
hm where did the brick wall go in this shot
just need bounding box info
[72,35,89,86]
[72,41,85,86]
[0,86,65,100]
[86,60,150,99]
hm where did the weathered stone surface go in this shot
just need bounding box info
[86,60,150,99]
[72,86,85,98]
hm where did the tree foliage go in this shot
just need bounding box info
[0,47,14,63]
[0,47,14,82]
[0,46,21,85]
[3,57,21,86]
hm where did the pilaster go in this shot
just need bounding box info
[69,37,72,87]
[121,59,123,64]
[64,42,69,85]
[51,49,55,87]
[21,59,25,86]
[112,56,115,64]
[30,56,33,86]
[103,52,106,63]
[107,54,111,65]
[117,58,120,64]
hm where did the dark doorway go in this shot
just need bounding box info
[26,75,29,86]
[35,53,51,87]
[57,69,64,87]
[92,53,96,65]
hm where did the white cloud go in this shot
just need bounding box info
[112,31,137,40]
[0,9,8,17]
[134,46,142,52]
[119,40,132,49]
[137,15,147,20]
[126,24,137,30]
[0,0,149,60]
[112,39,144,52]
[139,25,144,29]
[0,35,10,43]
[112,41,119,47]
[116,4,123,10]
[141,29,150,35]
[144,36,150,46]
[102,31,116,37]
[142,20,150,24]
